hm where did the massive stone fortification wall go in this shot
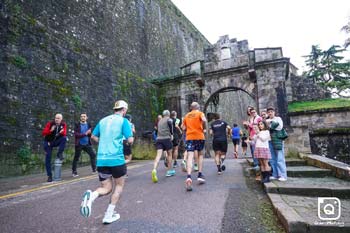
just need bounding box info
[0,0,210,158]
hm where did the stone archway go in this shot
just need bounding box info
[152,36,293,125]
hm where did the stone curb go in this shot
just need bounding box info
[264,182,350,199]
[266,193,308,233]
[246,158,307,167]
[300,153,350,181]
[267,192,350,233]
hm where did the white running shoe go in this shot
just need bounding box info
[102,211,120,224]
[185,178,192,191]
[278,177,287,182]
[197,175,206,184]
[80,190,93,218]
[269,176,277,180]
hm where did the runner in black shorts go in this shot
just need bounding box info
[97,164,127,181]
[170,111,182,168]
[210,113,231,174]
[231,123,241,158]
[151,110,175,183]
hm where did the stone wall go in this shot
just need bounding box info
[309,130,350,164]
[287,74,330,102]
[288,108,350,164]
[0,0,210,162]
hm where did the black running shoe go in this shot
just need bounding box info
[173,160,177,168]
[221,164,226,171]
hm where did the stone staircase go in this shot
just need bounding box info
[247,155,350,233]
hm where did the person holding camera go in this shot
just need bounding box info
[42,113,67,182]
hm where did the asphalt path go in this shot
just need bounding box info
[0,158,283,233]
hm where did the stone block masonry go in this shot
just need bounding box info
[0,0,210,173]
[288,108,350,164]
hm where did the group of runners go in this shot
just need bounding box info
[74,99,287,224]
[152,102,207,191]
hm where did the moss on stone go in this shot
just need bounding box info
[72,94,82,109]
[5,116,17,126]
[8,55,28,69]
[311,128,350,136]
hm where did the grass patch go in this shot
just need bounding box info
[288,98,350,113]
[132,142,156,160]
[259,201,285,233]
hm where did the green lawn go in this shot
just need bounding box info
[288,98,350,112]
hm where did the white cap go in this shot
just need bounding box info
[113,100,128,110]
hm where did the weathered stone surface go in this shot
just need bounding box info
[288,74,330,102]
[302,154,350,180]
[154,35,295,126]
[0,0,210,163]
[289,110,350,164]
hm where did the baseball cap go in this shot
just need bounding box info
[113,100,128,110]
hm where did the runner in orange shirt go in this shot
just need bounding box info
[182,102,207,191]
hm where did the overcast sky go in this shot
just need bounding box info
[171,0,350,73]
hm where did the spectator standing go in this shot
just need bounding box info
[266,107,287,181]
[42,113,67,182]
[72,113,96,177]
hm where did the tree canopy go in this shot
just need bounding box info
[303,45,350,97]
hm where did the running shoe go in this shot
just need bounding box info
[173,160,177,168]
[218,170,222,175]
[181,160,187,172]
[194,164,199,172]
[185,178,192,191]
[102,211,120,224]
[72,172,79,177]
[152,169,158,183]
[166,170,174,177]
[221,163,226,171]
[197,174,206,184]
[269,176,277,180]
[278,177,287,182]
[80,190,93,218]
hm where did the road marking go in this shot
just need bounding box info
[0,162,150,200]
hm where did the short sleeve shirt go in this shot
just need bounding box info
[93,114,132,167]
[183,110,205,140]
[211,120,228,141]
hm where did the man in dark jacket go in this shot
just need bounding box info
[42,113,67,182]
[72,113,96,177]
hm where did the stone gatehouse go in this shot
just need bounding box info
[152,35,328,125]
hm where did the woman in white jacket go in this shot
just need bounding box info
[253,121,272,183]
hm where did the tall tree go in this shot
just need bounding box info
[341,17,350,48]
[303,45,350,97]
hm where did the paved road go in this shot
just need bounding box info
[0,158,284,233]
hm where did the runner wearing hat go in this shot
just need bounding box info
[80,100,134,224]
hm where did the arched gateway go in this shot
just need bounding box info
[152,35,297,125]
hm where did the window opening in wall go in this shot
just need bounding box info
[221,47,231,60]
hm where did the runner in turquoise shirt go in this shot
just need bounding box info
[93,113,132,167]
[80,100,134,225]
